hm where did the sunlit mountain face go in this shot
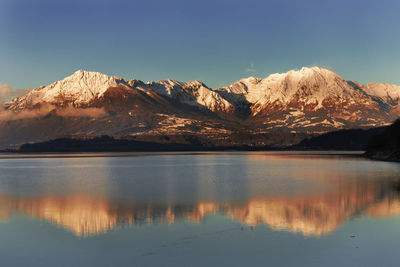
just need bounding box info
[1,67,400,149]
[0,176,399,237]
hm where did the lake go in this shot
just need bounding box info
[0,152,400,266]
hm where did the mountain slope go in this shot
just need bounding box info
[6,70,128,110]
[1,67,399,149]
[218,67,397,131]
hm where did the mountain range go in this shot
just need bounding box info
[1,67,400,149]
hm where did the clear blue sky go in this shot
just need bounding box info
[1,0,399,90]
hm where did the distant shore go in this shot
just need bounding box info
[0,126,386,154]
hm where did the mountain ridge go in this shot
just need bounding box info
[1,67,399,149]
[5,67,400,116]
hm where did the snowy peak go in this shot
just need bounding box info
[4,66,400,131]
[7,70,127,110]
[141,79,233,112]
[48,69,127,100]
[69,69,125,84]
[6,70,233,113]
[215,66,400,129]
[220,67,350,105]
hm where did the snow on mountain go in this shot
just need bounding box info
[219,67,377,115]
[5,71,233,113]
[360,83,400,105]
[212,66,400,131]
[147,80,233,112]
[6,70,127,110]
[3,67,400,133]
[124,79,234,112]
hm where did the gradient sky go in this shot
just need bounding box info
[1,0,400,92]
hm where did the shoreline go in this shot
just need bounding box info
[0,150,365,159]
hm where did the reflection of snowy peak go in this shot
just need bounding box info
[0,177,399,236]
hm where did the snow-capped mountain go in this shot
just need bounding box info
[217,67,395,130]
[1,67,399,148]
[219,67,372,111]
[6,70,234,114]
[129,79,234,113]
[6,70,128,110]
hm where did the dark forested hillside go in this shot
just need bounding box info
[290,127,387,151]
[364,119,400,161]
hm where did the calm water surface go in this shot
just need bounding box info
[0,152,400,266]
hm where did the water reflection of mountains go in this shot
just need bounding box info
[1,180,399,237]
